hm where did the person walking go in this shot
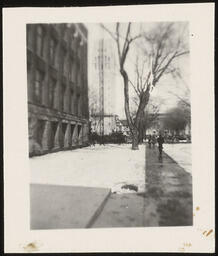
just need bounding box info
[148,135,152,148]
[157,134,164,159]
[151,134,156,148]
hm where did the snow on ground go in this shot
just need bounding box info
[30,144,146,193]
[163,143,192,174]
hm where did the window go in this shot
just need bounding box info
[36,119,45,146]
[70,90,74,114]
[77,94,80,116]
[63,54,68,76]
[71,38,75,50]
[36,26,44,57]
[50,121,58,149]
[77,125,82,137]
[61,83,66,111]
[77,63,80,86]
[70,60,76,82]
[64,28,68,41]
[49,78,56,108]
[61,123,67,147]
[68,61,72,81]
[34,70,44,104]
[50,38,56,66]
[71,124,75,140]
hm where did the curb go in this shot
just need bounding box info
[86,189,111,228]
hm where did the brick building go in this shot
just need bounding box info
[27,23,89,156]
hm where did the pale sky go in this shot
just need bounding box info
[86,22,190,119]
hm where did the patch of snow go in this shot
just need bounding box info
[30,144,146,193]
[163,143,192,174]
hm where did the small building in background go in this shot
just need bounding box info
[90,114,117,135]
[27,23,89,156]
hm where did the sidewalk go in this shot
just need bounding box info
[91,145,193,227]
[143,145,193,226]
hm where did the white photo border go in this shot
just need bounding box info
[3,3,215,253]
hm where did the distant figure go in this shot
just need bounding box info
[148,135,152,148]
[157,134,164,159]
[151,134,156,148]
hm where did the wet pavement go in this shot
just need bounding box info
[144,145,192,226]
[91,145,193,228]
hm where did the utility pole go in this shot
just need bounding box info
[98,38,104,144]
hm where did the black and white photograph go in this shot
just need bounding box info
[3,3,215,253]
[28,21,192,229]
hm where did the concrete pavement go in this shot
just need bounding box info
[30,184,111,229]
[92,193,145,228]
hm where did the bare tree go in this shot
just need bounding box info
[102,22,189,149]
[163,107,189,135]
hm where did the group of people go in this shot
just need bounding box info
[147,133,164,158]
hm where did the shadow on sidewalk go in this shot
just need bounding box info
[138,145,193,226]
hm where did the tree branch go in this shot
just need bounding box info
[122,23,131,57]
[116,23,121,62]
[128,34,142,44]
[175,51,189,58]
[129,78,140,96]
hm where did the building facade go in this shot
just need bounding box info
[27,23,89,156]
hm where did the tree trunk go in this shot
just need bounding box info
[120,68,139,150]
[138,121,144,144]
[133,90,150,147]
[132,128,139,150]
